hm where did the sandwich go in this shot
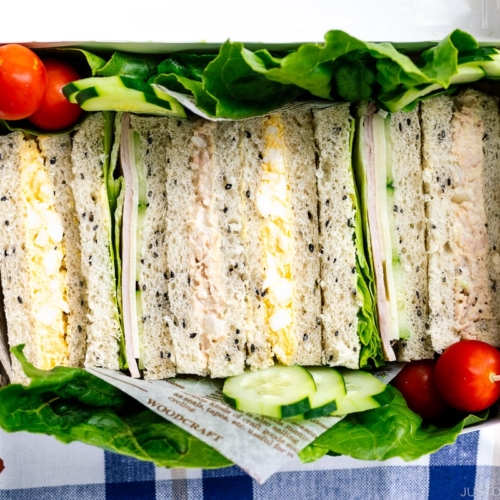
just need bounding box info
[123,109,324,379]
[0,131,89,382]
[350,88,500,361]
[353,103,433,362]
[313,104,383,369]
[0,112,122,383]
[421,89,500,351]
[2,89,500,385]
[119,105,385,378]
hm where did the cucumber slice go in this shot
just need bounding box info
[331,389,394,415]
[301,367,346,419]
[63,76,157,102]
[64,76,186,117]
[222,365,317,419]
[331,369,390,416]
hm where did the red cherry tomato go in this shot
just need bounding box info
[28,59,83,131]
[434,340,500,413]
[0,44,47,121]
[391,359,449,421]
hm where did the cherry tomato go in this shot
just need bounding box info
[391,359,449,421]
[28,59,83,131]
[434,340,500,413]
[0,44,47,121]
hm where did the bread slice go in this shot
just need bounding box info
[0,132,87,382]
[126,115,177,380]
[421,95,457,351]
[312,104,362,369]
[240,109,322,368]
[71,113,121,370]
[204,120,249,377]
[281,109,322,366]
[0,133,39,383]
[389,108,433,361]
[37,135,90,368]
[164,117,254,377]
[238,117,274,370]
[422,90,500,351]
[163,117,208,376]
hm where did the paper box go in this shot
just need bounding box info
[2,0,500,484]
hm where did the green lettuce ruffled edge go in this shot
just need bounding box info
[0,346,488,469]
[0,346,231,469]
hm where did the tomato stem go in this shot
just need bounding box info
[490,373,500,383]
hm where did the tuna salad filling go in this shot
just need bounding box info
[189,126,226,360]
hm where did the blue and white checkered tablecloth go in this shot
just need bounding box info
[1,426,500,499]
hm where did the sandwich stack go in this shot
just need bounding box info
[0,89,499,384]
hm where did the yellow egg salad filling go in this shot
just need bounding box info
[20,143,69,370]
[256,115,296,363]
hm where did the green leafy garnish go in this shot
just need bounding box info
[95,52,160,81]
[154,41,302,119]
[299,386,488,462]
[0,345,231,469]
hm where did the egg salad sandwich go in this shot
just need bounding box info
[237,109,322,371]
[421,89,500,352]
[0,132,89,383]
[0,113,122,383]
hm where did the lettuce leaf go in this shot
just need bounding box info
[0,346,490,469]
[95,52,160,81]
[157,54,217,82]
[107,113,127,369]
[298,386,488,462]
[151,29,483,118]
[0,346,231,469]
[154,41,302,119]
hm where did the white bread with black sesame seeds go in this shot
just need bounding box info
[280,108,322,366]
[312,104,362,369]
[204,120,249,377]
[0,133,38,384]
[37,134,90,368]
[71,113,121,370]
[238,117,274,370]
[163,117,208,376]
[422,90,500,351]
[388,108,433,361]
[421,96,457,352]
[128,115,177,380]
[240,110,322,368]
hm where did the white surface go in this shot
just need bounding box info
[278,450,430,472]
[1,426,496,489]
[0,430,105,489]
[2,0,500,47]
